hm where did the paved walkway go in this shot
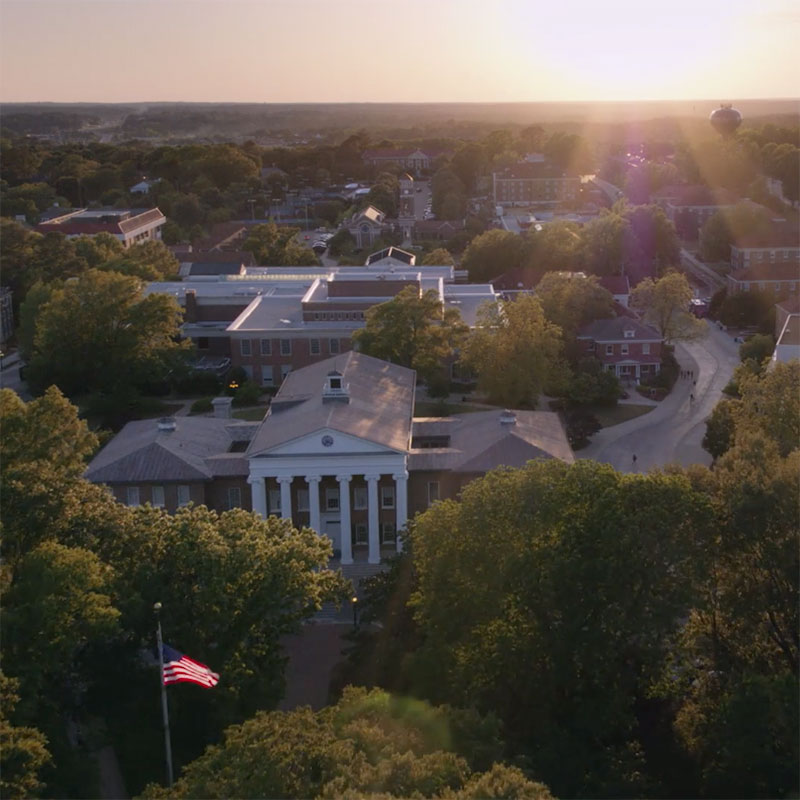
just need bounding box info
[581,325,740,473]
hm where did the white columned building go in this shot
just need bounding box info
[245,353,416,569]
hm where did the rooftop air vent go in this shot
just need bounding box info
[157,417,177,432]
[499,410,517,426]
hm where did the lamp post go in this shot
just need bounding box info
[351,595,359,631]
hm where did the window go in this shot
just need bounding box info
[151,486,165,507]
[381,522,396,543]
[329,376,342,389]
[427,481,440,506]
[227,487,242,510]
[127,486,140,506]
[296,489,309,512]
[329,338,340,354]
[624,329,634,338]
[380,485,395,509]
[177,485,191,507]
[268,489,281,514]
[280,365,291,381]
[325,488,339,511]
[642,343,650,354]
[240,339,252,356]
[260,338,272,355]
[353,487,368,510]
[605,344,614,355]
[314,312,320,321]
[621,344,629,355]
[197,337,209,350]
[280,339,292,356]
[310,338,321,355]
[354,523,368,545]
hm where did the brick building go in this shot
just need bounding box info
[492,163,580,207]
[577,317,663,380]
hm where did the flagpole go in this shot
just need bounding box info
[153,602,174,787]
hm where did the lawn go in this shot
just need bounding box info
[233,406,269,421]
[594,404,654,428]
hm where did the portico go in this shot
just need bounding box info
[248,464,408,564]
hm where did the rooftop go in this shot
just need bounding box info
[578,317,661,341]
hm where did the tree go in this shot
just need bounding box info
[630,271,706,344]
[431,168,466,220]
[461,229,527,283]
[699,201,772,262]
[702,398,736,460]
[621,203,680,274]
[543,132,594,174]
[1,542,120,711]
[525,220,583,277]
[352,286,467,385]
[581,211,630,276]
[421,248,454,266]
[460,295,564,407]
[0,674,51,800]
[409,460,711,797]
[27,269,189,398]
[534,271,614,341]
[242,221,319,266]
[739,333,774,367]
[138,686,550,800]
[565,357,620,408]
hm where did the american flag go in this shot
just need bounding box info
[161,644,219,689]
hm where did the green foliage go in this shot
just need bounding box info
[534,271,614,340]
[630,270,706,343]
[699,201,772,262]
[231,379,262,407]
[701,398,736,460]
[189,396,213,414]
[0,673,51,800]
[431,168,467,220]
[461,229,527,283]
[718,288,775,331]
[421,247,455,266]
[242,221,320,266]
[409,460,711,797]
[738,333,774,366]
[565,357,620,408]
[138,687,549,800]
[581,210,629,275]
[174,369,222,397]
[460,295,565,407]
[525,220,584,276]
[353,286,467,385]
[27,269,190,397]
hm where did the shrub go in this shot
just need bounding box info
[564,409,601,449]
[175,370,222,396]
[232,380,263,407]
[190,397,213,414]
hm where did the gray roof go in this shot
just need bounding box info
[85,418,259,484]
[408,410,573,472]
[248,352,416,455]
[366,247,415,266]
[578,317,661,341]
[188,262,246,277]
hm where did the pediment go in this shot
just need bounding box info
[251,427,399,457]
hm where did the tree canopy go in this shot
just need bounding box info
[460,229,527,283]
[352,286,467,386]
[460,295,564,407]
[139,687,553,800]
[630,270,706,344]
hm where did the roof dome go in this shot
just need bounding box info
[710,105,742,137]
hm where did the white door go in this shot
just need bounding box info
[324,520,341,556]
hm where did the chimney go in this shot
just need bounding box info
[212,396,233,418]
[157,417,177,432]
[184,289,198,323]
[499,410,516,426]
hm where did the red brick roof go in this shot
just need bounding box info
[732,221,800,249]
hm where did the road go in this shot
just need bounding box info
[581,324,740,473]
[680,248,726,293]
[411,180,431,220]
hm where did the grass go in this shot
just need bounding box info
[594,404,654,428]
[413,401,490,416]
[233,405,269,421]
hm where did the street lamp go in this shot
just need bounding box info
[351,595,359,631]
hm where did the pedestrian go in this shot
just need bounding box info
[690,393,694,403]
[693,380,696,387]
[632,453,637,469]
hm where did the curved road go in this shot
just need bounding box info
[581,324,740,473]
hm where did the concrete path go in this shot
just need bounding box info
[581,325,740,473]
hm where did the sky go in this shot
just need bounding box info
[1,0,798,103]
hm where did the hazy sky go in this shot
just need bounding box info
[1,0,798,103]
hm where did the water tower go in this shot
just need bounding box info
[710,104,742,138]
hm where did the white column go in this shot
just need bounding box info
[277,476,293,521]
[305,475,321,534]
[393,471,408,552]
[248,475,267,519]
[365,473,381,565]
[337,474,353,565]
